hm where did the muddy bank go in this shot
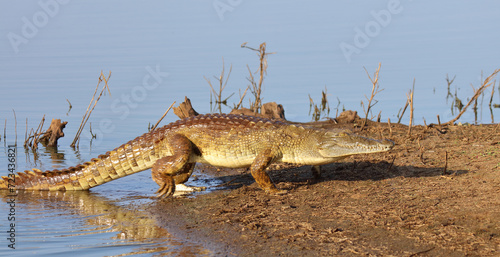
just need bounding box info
[149,121,500,256]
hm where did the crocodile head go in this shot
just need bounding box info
[317,130,394,159]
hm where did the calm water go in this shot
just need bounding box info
[1,0,500,256]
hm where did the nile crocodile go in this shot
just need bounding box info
[0,113,394,197]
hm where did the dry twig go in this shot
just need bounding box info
[445,74,456,100]
[24,118,27,145]
[66,99,72,115]
[442,69,500,126]
[242,42,275,112]
[12,109,17,144]
[442,151,448,175]
[234,86,250,110]
[309,87,330,121]
[205,58,233,113]
[150,101,176,132]
[387,118,392,137]
[407,79,415,136]
[387,155,396,172]
[397,101,409,124]
[361,63,383,130]
[71,71,112,148]
[489,80,496,107]
[24,115,45,149]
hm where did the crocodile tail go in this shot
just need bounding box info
[0,130,161,191]
[1,168,78,191]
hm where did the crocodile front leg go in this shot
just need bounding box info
[250,148,284,193]
[151,134,193,198]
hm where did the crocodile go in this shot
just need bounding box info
[0,113,394,197]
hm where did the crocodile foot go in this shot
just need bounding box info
[274,189,288,195]
[155,175,175,198]
[265,187,287,195]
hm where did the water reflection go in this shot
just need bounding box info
[22,144,88,171]
[0,190,212,256]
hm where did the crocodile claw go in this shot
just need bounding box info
[155,175,175,198]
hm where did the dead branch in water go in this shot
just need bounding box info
[442,69,500,126]
[489,80,496,107]
[71,71,112,148]
[205,58,233,113]
[3,119,6,141]
[309,87,330,122]
[12,109,17,145]
[66,99,72,115]
[241,42,274,113]
[361,63,384,130]
[24,118,27,145]
[489,80,497,123]
[397,100,409,124]
[445,74,456,101]
[24,115,45,149]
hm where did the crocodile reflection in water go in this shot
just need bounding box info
[0,190,211,255]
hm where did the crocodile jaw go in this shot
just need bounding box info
[317,131,394,159]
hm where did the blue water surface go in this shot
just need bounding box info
[1,1,499,256]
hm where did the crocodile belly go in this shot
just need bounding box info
[196,151,256,168]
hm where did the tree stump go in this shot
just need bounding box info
[230,102,286,120]
[173,97,286,121]
[261,102,285,120]
[336,110,360,124]
[39,119,67,147]
[173,97,199,119]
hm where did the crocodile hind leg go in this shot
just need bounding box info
[250,148,285,194]
[151,134,193,198]
[173,163,194,184]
